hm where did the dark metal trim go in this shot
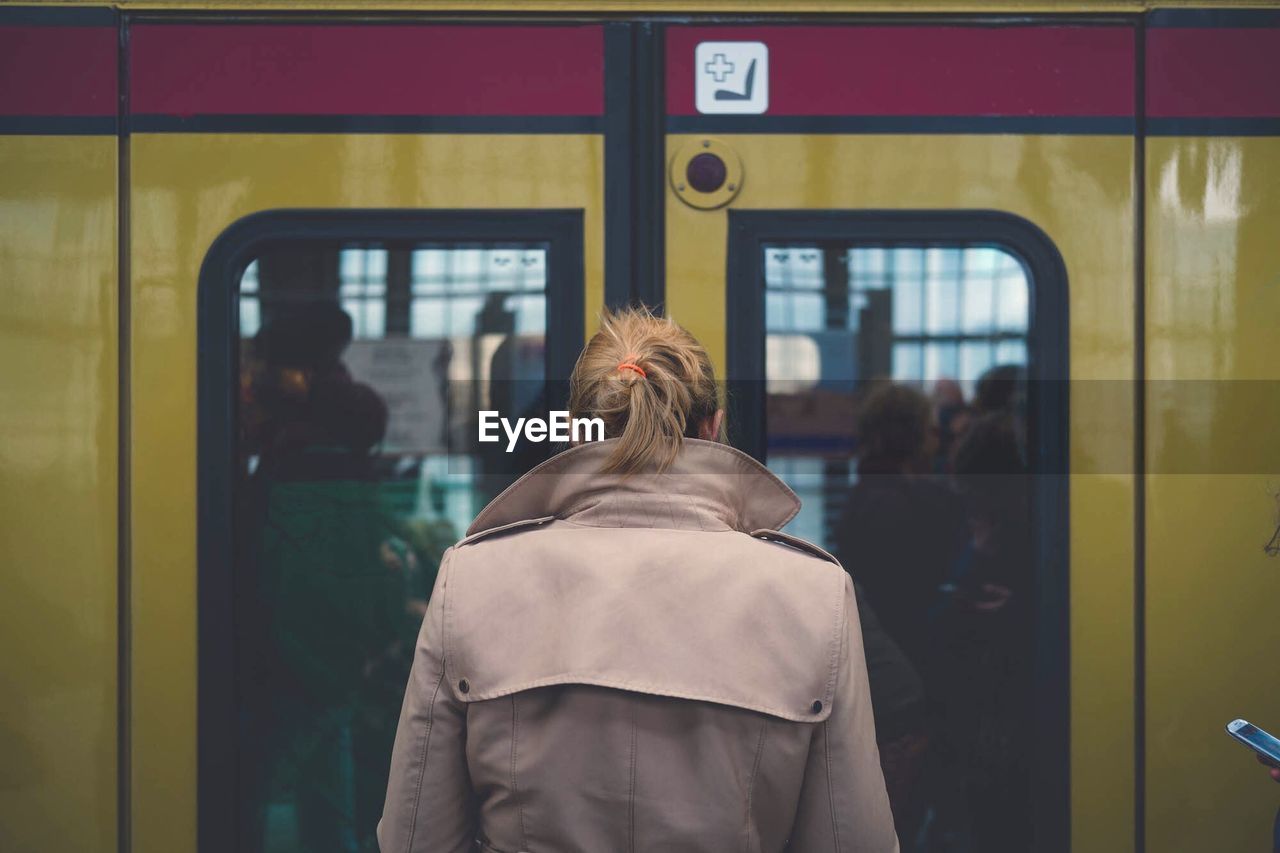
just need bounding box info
[1133,19,1148,853]
[0,5,116,25]
[1146,8,1280,28]
[726,208,1071,853]
[196,208,584,853]
[602,22,665,312]
[128,114,604,134]
[634,21,666,311]
[603,22,635,310]
[0,116,118,135]
[116,10,1136,27]
[668,115,1136,135]
[116,11,131,853]
[1147,118,1280,137]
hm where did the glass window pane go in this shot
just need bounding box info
[959,340,995,381]
[892,246,925,281]
[364,247,387,279]
[924,257,961,334]
[509,294,547,336]
[411,249,448,294]
[764,245,823,290]
[892,275,924,335]
[997,266,1031,332]
[764,291,787,333]
[765,291,824,333]
[239,298,260,339]
[961,270,996,334]
[483,249,520,291]
[791,293,824,332]
[923,341,959,381]
[517,250,547,290]
[447,295,484,337]
[410,297,445,338]
[892,342,923,380]
[995,338,1028,365]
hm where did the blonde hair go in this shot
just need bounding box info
[568,306,720,474]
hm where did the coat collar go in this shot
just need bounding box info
[465,438,801,537]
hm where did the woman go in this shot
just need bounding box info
[379,308,897,852]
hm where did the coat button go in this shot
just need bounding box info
[811,700,823,714]
[458,679,470,694]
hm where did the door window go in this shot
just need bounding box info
[200,212,583,852]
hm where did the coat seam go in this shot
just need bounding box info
[403,664,446,853]
[823,721,841,852]
[455,675,828,722]
[439,549,457,687]
[512,695,529,849]
[824,575,847,707]
[628,704,638,853]
[744,718,768,853]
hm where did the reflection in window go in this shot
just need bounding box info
[763,243,1031,549]
[410,248,546,338]
[240,260,261,337]
[339,248,388,339]
[234,241,549,853]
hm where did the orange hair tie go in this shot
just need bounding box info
[617,359,647,379]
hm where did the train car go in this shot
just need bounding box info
[2,2,1278,851]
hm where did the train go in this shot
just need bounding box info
[2,2,1278,851]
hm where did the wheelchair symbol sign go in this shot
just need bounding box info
[695,42,769,115]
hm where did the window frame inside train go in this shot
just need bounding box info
[725,208,1071,853]
[194,208,585,851]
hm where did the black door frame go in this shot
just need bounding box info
[726,208,1071,853]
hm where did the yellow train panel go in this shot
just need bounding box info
[1145,135,1280,851]
[0,135,118,853]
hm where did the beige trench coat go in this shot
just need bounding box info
[379,438,898,853]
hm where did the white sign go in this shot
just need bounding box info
[695,41,769,115]
[344,339,450,454]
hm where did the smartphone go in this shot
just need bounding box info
[1225,719,1280,765]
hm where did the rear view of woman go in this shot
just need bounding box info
[379,308,897,852]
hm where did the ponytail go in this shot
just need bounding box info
[568,307,719,474]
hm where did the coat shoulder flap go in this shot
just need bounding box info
[441,524,848,723]
[455,515,556,548]
[748,528,841,566]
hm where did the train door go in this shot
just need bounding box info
[125,19,604,852]
[661,22,1138,852]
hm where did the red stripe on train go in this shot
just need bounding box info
[1147,28,1280,118]
[666,26,1134,117]
[0,26,116,116]
[130,24,604,117]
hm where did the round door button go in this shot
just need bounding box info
[686,152,728,194]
